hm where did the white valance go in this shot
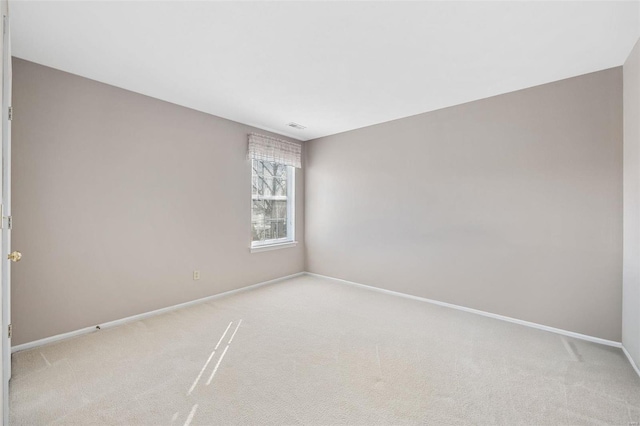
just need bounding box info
[247,133,302,168]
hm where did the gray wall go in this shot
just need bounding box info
[11,58,305,345]
[624,38,640,367]
[306,68,623,341]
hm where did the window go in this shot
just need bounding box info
[251,159,295,248]
[247,132,300,251]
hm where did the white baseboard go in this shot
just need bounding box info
[11,272,305,353]
[12,270,628,358]
[622,346,640,378]
[305,272,623,349]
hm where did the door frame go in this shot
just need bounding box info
[1,7,11,425]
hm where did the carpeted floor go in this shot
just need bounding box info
[9,274,640,425]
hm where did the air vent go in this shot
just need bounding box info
[287,122,306,130]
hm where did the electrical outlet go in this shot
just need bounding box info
[193,270,200,280]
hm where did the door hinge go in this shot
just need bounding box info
[8,324,11,339]
[8,106,12,121]
[1,215,11,230]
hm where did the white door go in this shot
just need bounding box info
[1,11,12,426]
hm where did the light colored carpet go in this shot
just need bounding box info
[9,274,640,425]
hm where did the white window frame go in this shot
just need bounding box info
[250,160,296,252]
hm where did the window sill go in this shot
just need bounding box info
[250,241,298,253]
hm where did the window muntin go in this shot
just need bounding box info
[251,159,294,246]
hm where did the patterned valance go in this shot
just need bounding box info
[247,133,302,168]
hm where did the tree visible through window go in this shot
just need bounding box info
[251,159,294,245]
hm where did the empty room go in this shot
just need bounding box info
[0,0,638,425]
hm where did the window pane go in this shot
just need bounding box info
[251,158,290,244]
[251,199,288,242]
[252,160,287,198]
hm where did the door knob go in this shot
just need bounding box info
[7,251,21,262]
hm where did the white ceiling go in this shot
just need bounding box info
[10,1,640,141]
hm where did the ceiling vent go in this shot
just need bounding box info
[287,122,306,130]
